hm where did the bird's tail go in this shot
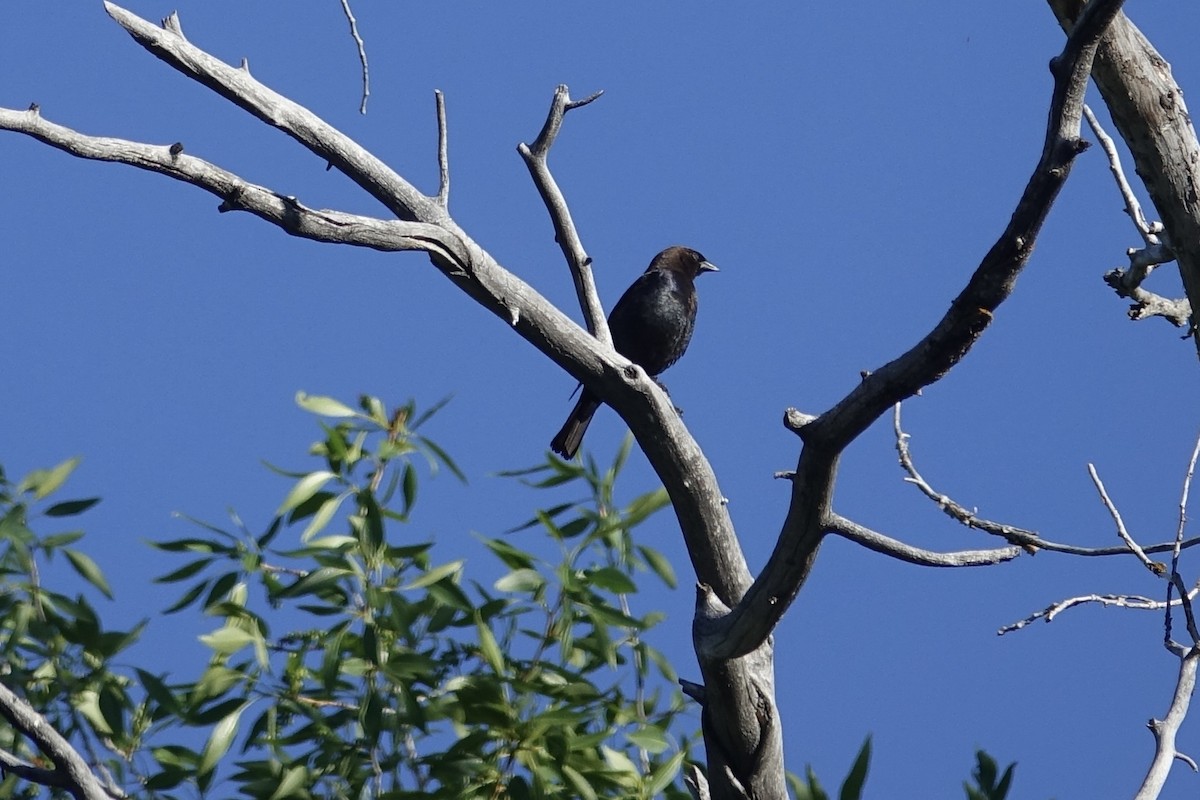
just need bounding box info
[550,394,600,459]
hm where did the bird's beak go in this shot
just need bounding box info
[699,260,719,273]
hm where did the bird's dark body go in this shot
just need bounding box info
[550,246,715,458]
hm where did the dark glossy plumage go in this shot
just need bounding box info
[551,246,717,458]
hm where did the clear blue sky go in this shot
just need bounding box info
[4,2,1200,797]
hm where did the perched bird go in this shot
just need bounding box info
[551,245,717,458]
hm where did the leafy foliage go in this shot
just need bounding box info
[0,395,694,798]
[787,737,871,800]
[965,750,1017,800]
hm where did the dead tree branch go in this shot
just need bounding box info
[700,0,1126,666]
[518,86,609,343]
[1083,105,1190,326]
[1048,0,1200,348]
[893,402,1200,558]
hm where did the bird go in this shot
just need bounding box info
[550,245,717,458]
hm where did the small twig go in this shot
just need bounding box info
[893,405,1200,559]
[999,588,1200,635]
[1084,104,1159,246]
[435,90,449,209]
[1170,574,1200,644]
[1089,463,1163,574]
[893,404,1040,552]
[338,0,370,114]
[1167,430,1200,645]
[517,85,609,345]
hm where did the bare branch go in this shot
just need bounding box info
[338,0,370,114]
[1000,589,1200,635]
[707,0,1126,662]
[1084,104,1193,327]
[435,90,449,209]
[893,403,1040,552]
[1169,574,1200,645]
[1166,431,1200,645]
[517,86,610,345]
[0,682,115,800]
[1088,463,1163,574]
[0,107,467,264]
[102,1,436,222]
[1084,104,1161,246]
[893,403,1200,559]
[1135,646,1200,800]
[1047,0,1200,354]
[1172,431,1200,570]
[1102,269,1193,327]
[825,515,1021,568]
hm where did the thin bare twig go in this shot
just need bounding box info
[999,588,1200,635]
[517,85,609,344]
[1084,104,1160,245]
[893,404,1200,558]
[338,0,370,114]
[1167,431,1200,645]
[1089,463,1162,574]
[893,404,1040,552]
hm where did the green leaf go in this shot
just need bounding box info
[98,684,127,739]
[624,487,670,527]
[151,537,226,554]
[199,626,256,655]
[269,765,309,800]
[77,690,112,735]
[403,560,463,590]
[300,491,349,543]
[562,764,599,800]
[295,392,358,418]
[63,548,113,599]
[137,669,182,717]
[155,557,213,584]
[277,470,337,514]
[627,724,669,754]
[402,462,418,512]
[422,437,467,483]
[20,457,81,500]
[41,530,85,548]
[839,736,871,800]
[587,566,637,594]
[644,749,685,797]
[163,581,208,614]
[495,568,546,594]
[43,497,100,517]
[411,394,453,430]
[637,544,677,589]
[476,615,505,674]
[198,701,250,776]
[272,566,351,600]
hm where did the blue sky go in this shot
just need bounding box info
[4,2,1200,797]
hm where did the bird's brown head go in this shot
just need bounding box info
[649,245,719,280]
